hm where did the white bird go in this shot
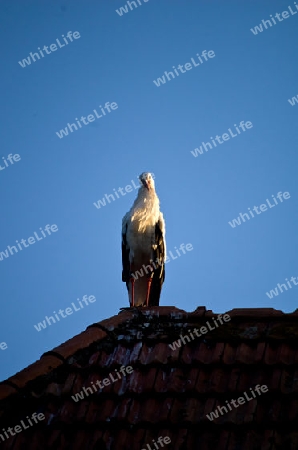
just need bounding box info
[122,172,166,307]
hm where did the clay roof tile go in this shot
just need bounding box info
[1,306,297,449]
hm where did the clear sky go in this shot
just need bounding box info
[0,0,297,382]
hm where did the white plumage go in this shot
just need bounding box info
[122,172,166,307]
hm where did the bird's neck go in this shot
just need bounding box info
[130,188,160,229]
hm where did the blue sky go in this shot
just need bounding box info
[0,0,297,381]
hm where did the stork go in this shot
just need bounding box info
[122,172,166,307]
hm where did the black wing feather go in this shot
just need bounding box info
[149,219,165,306]
[122,223,130,286]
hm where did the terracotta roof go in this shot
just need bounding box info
[1,306,298,449]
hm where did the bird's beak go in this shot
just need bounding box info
[142,180,149,190]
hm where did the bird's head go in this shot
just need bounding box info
[139,172,155,191]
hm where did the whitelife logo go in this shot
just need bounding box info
[228,191,291,228]
[33,295,96,332]
[18,31,81,68]
[115,0,150,16]
[141,436,171,450]
[190,121,253,157]
[288,94,298,106]
[55,101,118,139]
[206,384,269,421]
[0,153,21,172]
[250,2,298,35]
[169,314,231,351]
[266,275,298,299]
[0,224,58,262]
[71,365,133,402]
[0,412,45,443]
[131,243,193,281]
[153,50,215,87]
[93,174,142,209]
[0,341,8,351]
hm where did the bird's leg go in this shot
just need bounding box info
[130,264,135,307]
[130,277,135,307]
[145,271,154,307]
